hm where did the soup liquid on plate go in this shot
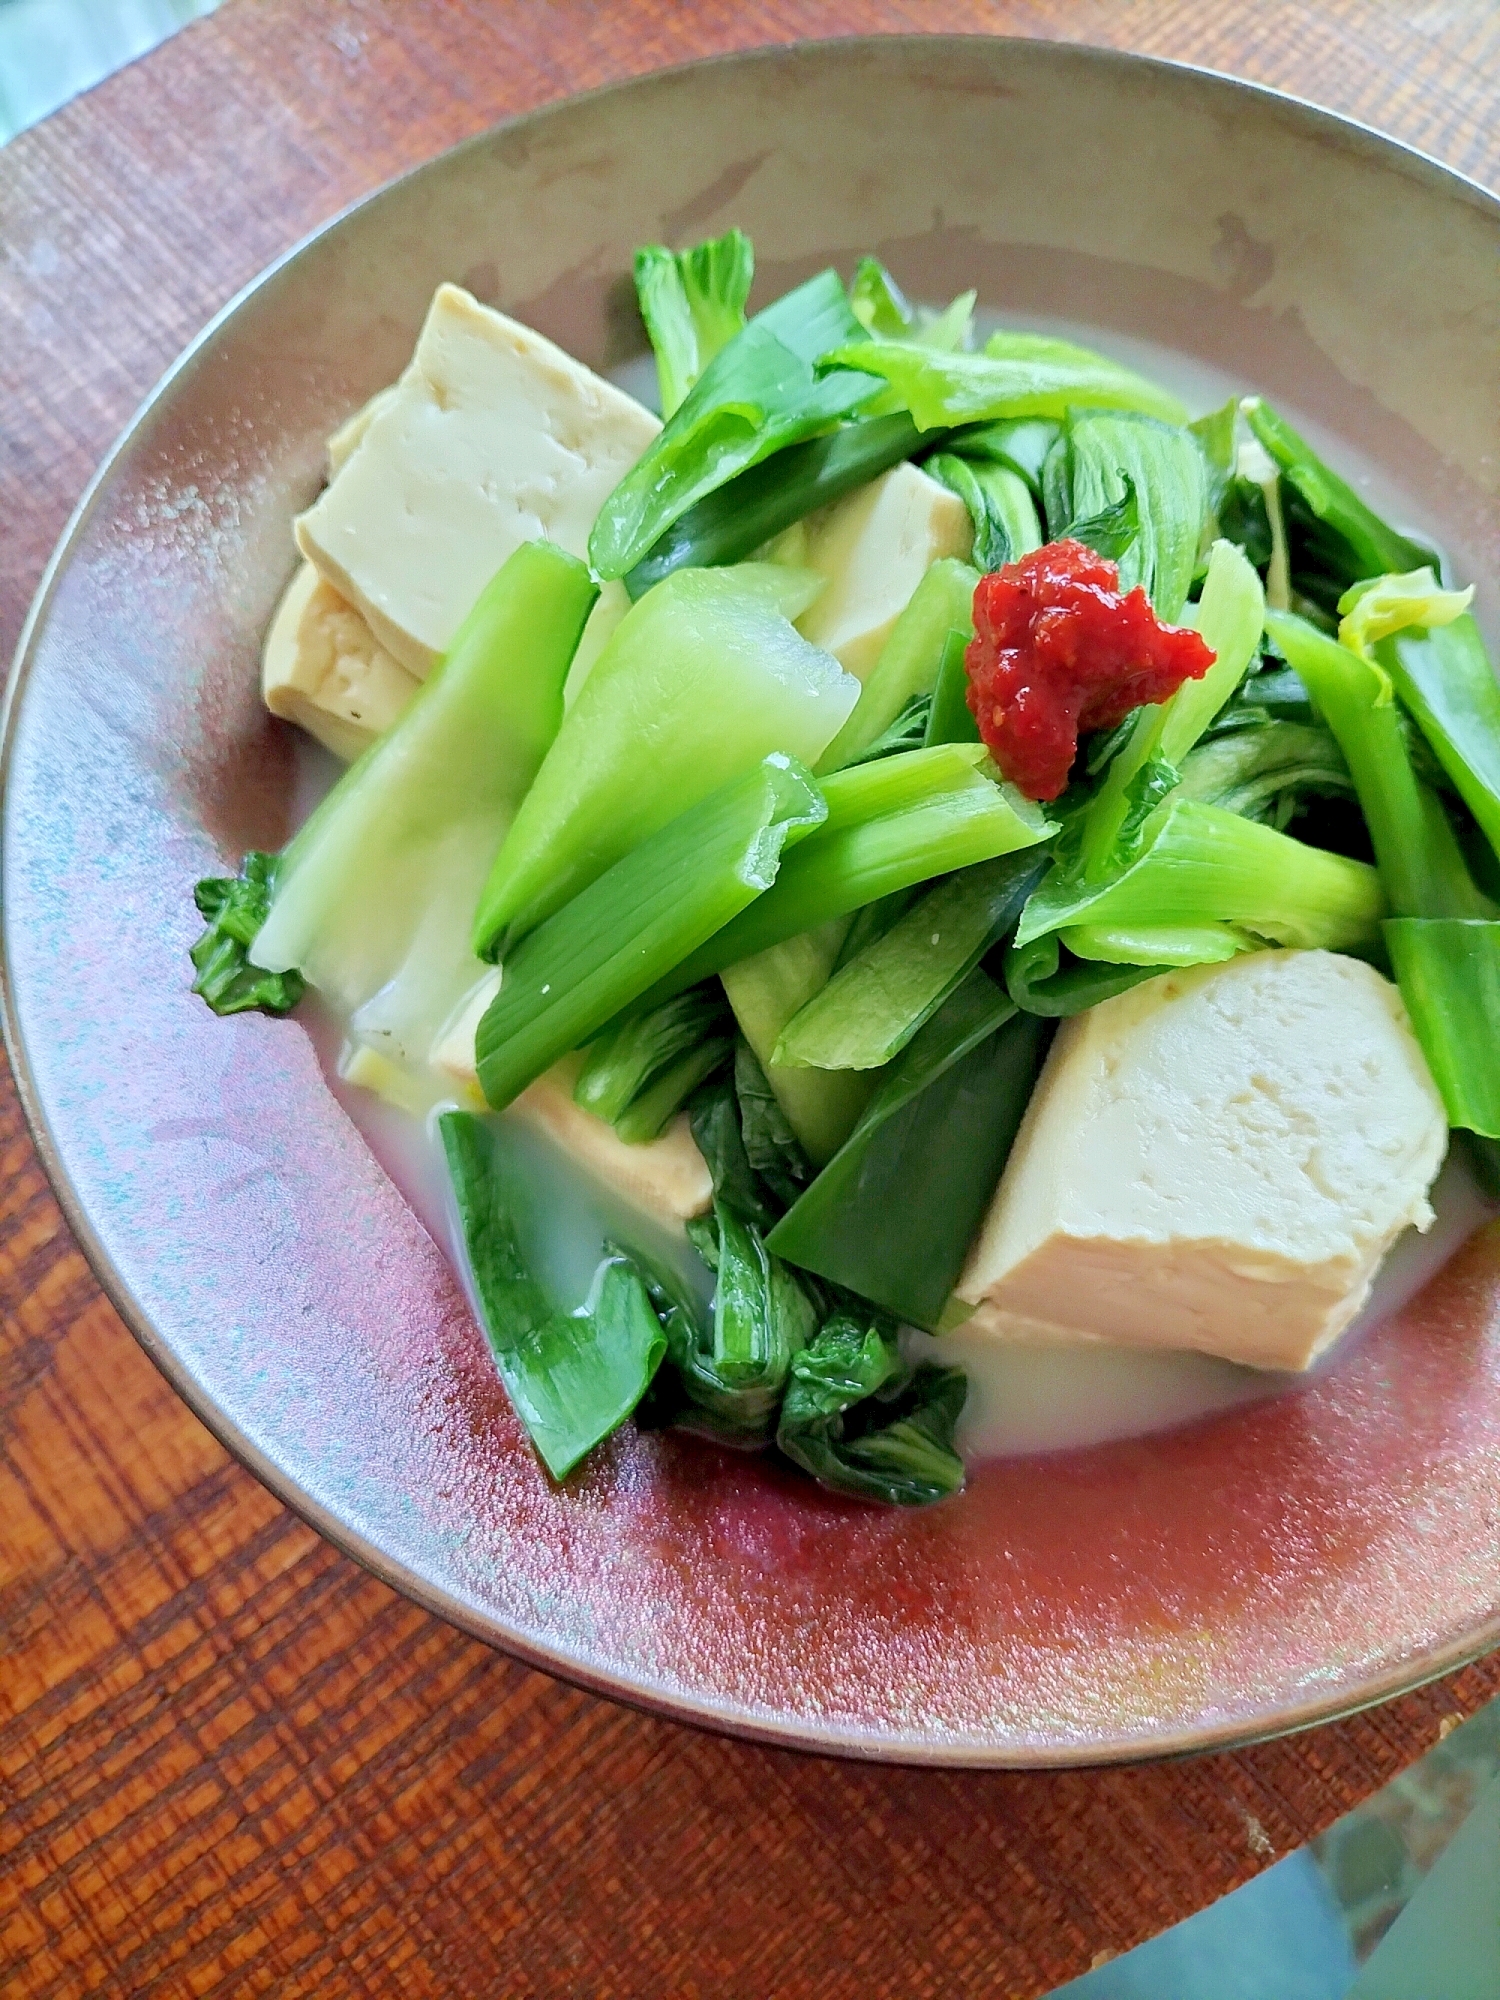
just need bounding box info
[295,320,1492,1465]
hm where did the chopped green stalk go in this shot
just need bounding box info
[1005,933,1171,1016]
[1065,921,1248,966]
[1383,615,1500,864]
[623,412,932,598]
[613,1038,733,1143]
[473,564,857,955]
[251,541,595,1036]
[1018,796,1387,956]
[822,332,1187,430]
[591,270,880,578]
[944,417,1060,496]
[775,851,1046,1070]
[475,757,825,1111]
[1265,611,1490,919]
[767,971,1043,1330]
[439,1111,665,1479]
[777,1318,966,1507]
[649,762,1053,1002]
[1383,921,1500,1137]
[573,985,731,1124]
[634,228,754,418]
[1060,412,1208,620]
[924,629,982,748]
[719,924,875,1164]
[1243,398,1432,586]
[190,853,305,1016]
[816,557,979,771]
[1075,540,1266,878]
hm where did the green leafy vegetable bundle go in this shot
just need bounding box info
[188,225,1500,1508]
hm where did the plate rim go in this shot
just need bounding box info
[4,30,1499,1769]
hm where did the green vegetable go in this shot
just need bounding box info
[252,541,595,1043]
[1056,412,1207,620]
[689,1042,810,1229]
[845,693,933,765]
[1244,398,1432,603]
[777,1319,966,1507]
[1060,476,1140,564]
[1267,608,1498,1136]
[711,1199,819,1388]
[590,270,880,579]
[572,984,733,1139]
[1384,921,1500,1137]
[1265,612,1489,920]
[924,628,981,748]
[719,924,875,1164]
[822,331,1188,430]
[926,452,1042,573]
[439,1111,665,1478]
[623,413,931,598]
[1383,615,1500,864]
[474,756,825,1111]
[767,970,1043,1330]
[944,417,1060,496]
[472,564,856,955]
[850,257,975,351]
[774,850,1046,1070]
[1005,933,1171,1016]
[634,228,754,418]
[816,556,979,771]
[1337,566,1473,662]
[647,749,1053,1000]
[1176,719,1352,829]
[1017,796,1387,959]
[1073,540,1266,880]
[190,852,305,1016]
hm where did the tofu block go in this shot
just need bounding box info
[325,381,402,478]
[295,283,660,678]
[796,462,973,681]
[429,974,711,1232]
[955,950,1447,1371]
[261,562,421,762]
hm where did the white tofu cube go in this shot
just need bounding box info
[428,974,712,1232]
[955,950,1448,1371]
[796,461,973,681]
[295,283,660,679]
[261,562,420,762]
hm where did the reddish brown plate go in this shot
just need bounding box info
[4,38,1499,1765]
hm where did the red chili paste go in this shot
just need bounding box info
[964,540,1216,801]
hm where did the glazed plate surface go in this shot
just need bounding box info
[5,38,1500,1765]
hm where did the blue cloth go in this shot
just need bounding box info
[1052,1849,1356,2000]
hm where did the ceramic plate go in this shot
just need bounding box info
[5,37,1500,1766]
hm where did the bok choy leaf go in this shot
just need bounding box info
[1384,921,1500,1137]
[1054,412,1207,621]
[927,452,1042,573]
[767,970,1043,1330]
[1005,933,1172,1017]
[821,331,1187,430]
[777,1319,966,1507]
[924,629,982,749]
[623,413,930,598]
[634,228,754,418]
[474,756,825,1112]
[190,853,305,1016]
[572,985,734,1140]
[440,1111,665,1478]
[1381,614,1500,865]
[590,270,881,579]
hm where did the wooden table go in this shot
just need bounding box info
[2,4,1498,1994]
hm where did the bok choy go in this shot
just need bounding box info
[634,227,754,418]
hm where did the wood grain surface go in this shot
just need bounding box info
[2,4,1499,1995]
